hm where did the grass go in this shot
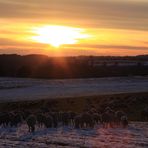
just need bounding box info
[0,92,148,121]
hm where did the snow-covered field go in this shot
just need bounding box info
[0,77,148,147]
[0,76,148,102]
[0,122,148,148]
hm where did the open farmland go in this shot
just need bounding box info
[0,76,148,103]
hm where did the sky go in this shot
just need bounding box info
[0,0,148,56]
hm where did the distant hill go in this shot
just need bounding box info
[0,54,148,79]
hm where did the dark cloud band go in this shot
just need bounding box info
[0,0,148,31]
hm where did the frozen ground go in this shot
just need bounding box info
[0,76,148,102]
[0,122,148,148]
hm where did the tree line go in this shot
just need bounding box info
[0,54,148,79]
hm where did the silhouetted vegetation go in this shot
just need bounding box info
[0,54,148,79]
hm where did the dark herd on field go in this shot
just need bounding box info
[0,106,148,133]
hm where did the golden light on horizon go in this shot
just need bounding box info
[31,25,90,47]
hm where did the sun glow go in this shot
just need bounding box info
[31,25,89,47]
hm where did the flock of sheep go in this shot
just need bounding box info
[0,106,130,133]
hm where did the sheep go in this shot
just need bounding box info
[93,113,101,125]
[61,112,69,126]
[22,110,31,120]
[105,107,112,112]
[108,109,115,128]
[90,108,97,114]
[58,111,63,123]
[68,111,77,127]
[115,110,126,127]
[26,114,36,132]
[44,115,53,128]
[50,112,58,128]
[74,112,94,129]
[141,107,148,121]
[101,111,111,128]
[101,107,115,128]
[81,112,94,129]
[0,112,10,127]
[74,114,82,129]
[121,116,128,128]
[36,113,46,128]
[9,112,22,127]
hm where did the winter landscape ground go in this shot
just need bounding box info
[0,76,148,147]
[0,76,148,102]
[0,122,148,148]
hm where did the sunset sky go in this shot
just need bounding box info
[0,0,148,56]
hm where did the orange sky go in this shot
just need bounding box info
[0,0,148,56]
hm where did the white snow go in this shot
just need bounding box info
[0,122,148,148]
[0,76,148,102]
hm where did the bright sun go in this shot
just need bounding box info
[31,25,89,47]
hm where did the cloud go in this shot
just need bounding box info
[0,0,148,30]
[0,38,48,48]
[0,40,148,56]
[1,37,148,50]
[64,44,148,51]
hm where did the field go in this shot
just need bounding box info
[0,77,148,147]
[0,122,148,148]
[0,76,148,103]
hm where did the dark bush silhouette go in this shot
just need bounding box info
[0,54,148,79]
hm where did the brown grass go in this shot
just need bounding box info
[0,92,148,121]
